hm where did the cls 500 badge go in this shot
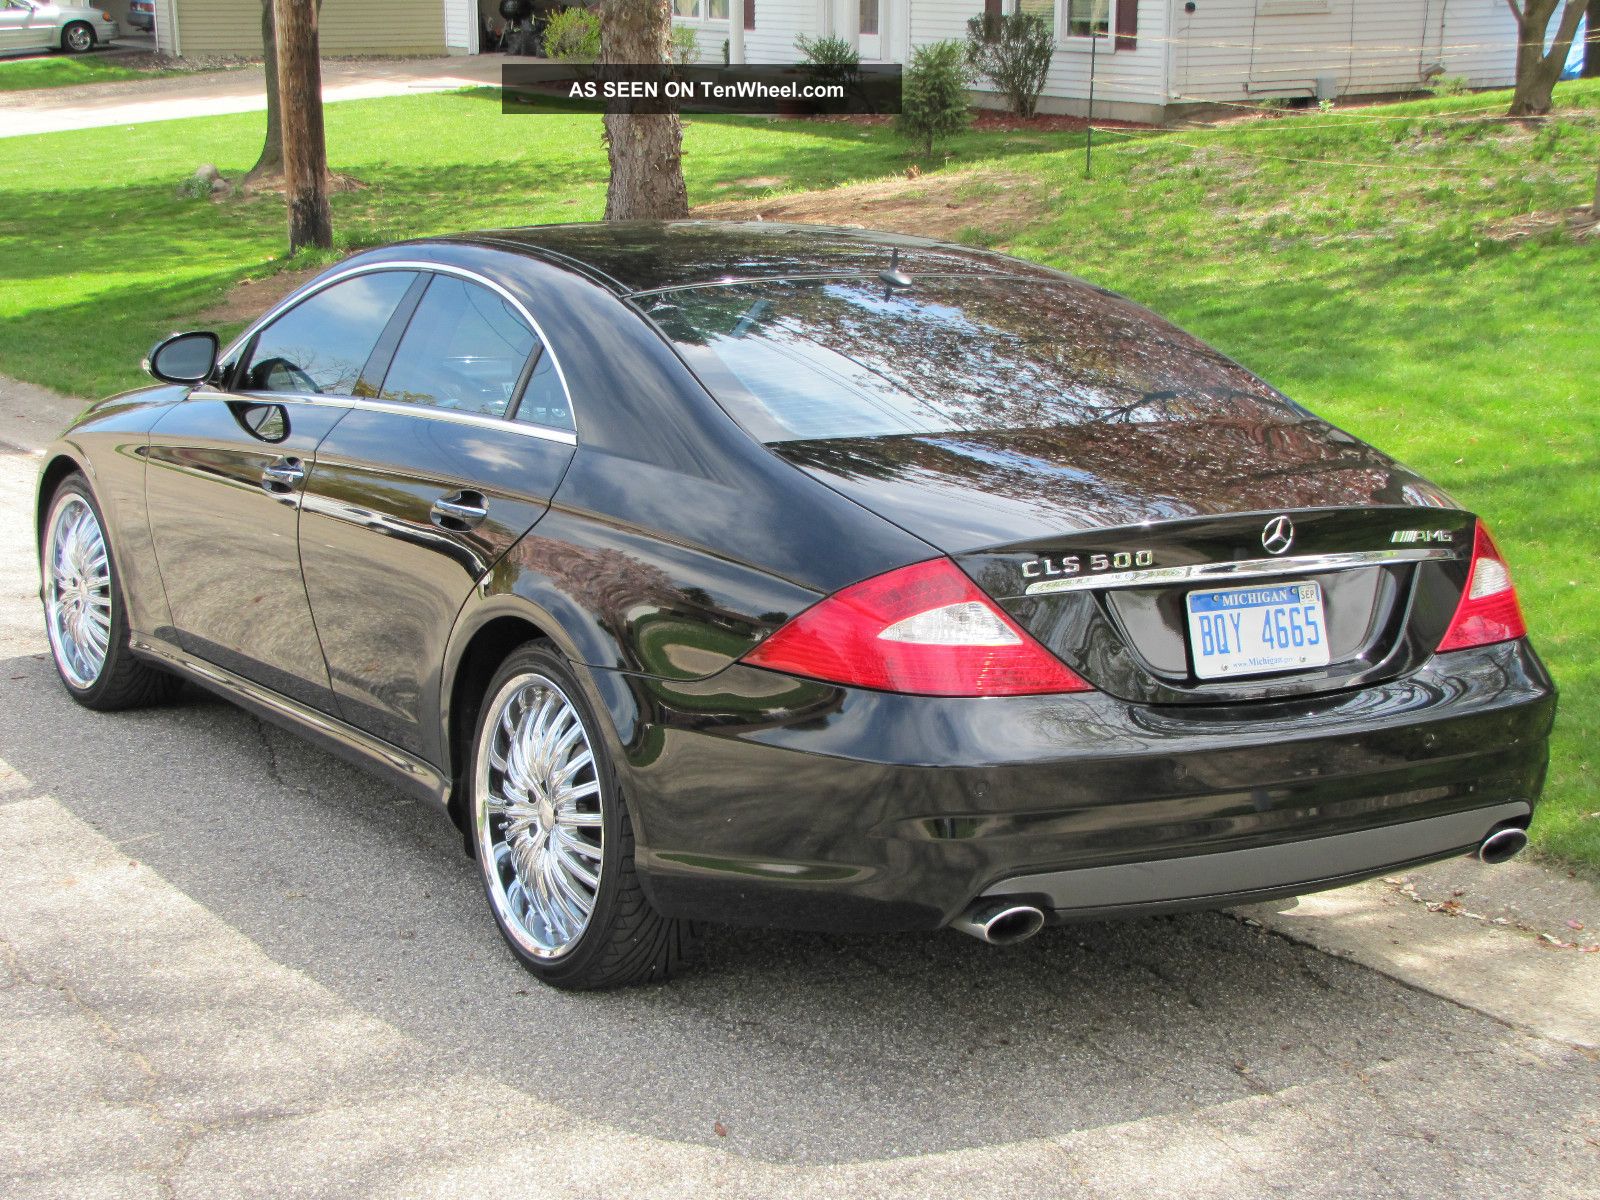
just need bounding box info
[1022,550,1156,579]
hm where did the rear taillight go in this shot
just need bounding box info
[741,558,1093,696]
[1436,521,1527,653]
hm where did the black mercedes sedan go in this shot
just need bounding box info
[37,222,1556,989]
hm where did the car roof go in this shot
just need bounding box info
[422,220,1072,296]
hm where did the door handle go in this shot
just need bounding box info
[261,457,305,494]
[431,491,488,530]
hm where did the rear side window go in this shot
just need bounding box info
[378,275,540,421]
[241,271,417,396]
[643,277,1298,443]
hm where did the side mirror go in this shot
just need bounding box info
[144,331,220,386]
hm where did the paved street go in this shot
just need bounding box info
[1,382,1597,1198]
[0,55,516,139]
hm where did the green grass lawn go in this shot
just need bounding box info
[0,82,1596,869]
[0,53,164,91]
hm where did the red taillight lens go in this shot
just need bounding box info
[741,558,1094,696]
[1436,521,1527,653]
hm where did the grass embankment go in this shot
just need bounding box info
[0,53,163,92]
[0,80,1595,866]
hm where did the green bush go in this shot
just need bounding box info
[1429,73,1470,98]
[898,40,971,156]
[543,7,601,64]
[796,33,860,86]
[964,11,1054,118]
[670,24,699,66]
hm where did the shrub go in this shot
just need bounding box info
[796,33,860,85]
[897,40,971,156]
[964,11,1054,119]
[543,7,601,64]
[670,24,699,66]
[1429,73,1470,98]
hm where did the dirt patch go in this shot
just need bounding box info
[694,168,1054,242]
[1483,204,1600,244]
[196,267,322,326]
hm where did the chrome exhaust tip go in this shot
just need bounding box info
[1478,826,1528,866]
[952,901,1047,946]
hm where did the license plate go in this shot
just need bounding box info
[1185,581,1330,680]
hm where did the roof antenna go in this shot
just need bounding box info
[879,247,913,294]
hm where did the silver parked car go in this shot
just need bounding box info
[0,0,117,55]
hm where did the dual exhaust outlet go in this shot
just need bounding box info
[952,824,1529,946]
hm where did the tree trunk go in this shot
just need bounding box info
[243,0,282,186]
[1585,7,1600,76]
[599,0,688,221]
[275,0,332,251]
[1507,0,1590,116]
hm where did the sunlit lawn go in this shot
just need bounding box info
[0,53,168,91]
[0,79,1596,868]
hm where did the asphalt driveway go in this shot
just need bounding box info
[1,380,1597,1198]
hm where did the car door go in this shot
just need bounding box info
[143,269,422,712]
[0,1,40,51]
[297,268,576,759]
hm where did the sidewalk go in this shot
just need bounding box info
[0,55,516,139]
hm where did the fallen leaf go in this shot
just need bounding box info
[1567,920,1585,931]
[713,1121,729,1137]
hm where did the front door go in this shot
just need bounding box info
[298,270,576,760]
[858,0,881,60]
[143,269,421,712]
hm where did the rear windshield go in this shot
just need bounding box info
[642,277,1298,444]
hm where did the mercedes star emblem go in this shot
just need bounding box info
[1262,515,1295,556]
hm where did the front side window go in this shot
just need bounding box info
[377,275,540,421]
[645,276,1296,444]
[1065,0,1111,39]
[240,271,416,396]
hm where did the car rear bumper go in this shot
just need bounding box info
[597,639,1555,933]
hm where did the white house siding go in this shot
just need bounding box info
[444,0,474,54]
[153,0,178,55]
[1172,0,1516,104]
[736,1,1171,120]
[1436,0,1519,88]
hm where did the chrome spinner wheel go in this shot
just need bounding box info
[44,492,113,690]
[474,672,605,959]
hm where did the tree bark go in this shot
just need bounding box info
[1585,6,1600,76]
[274,0,332,251]
[243,0,282,186]
[1506,0,1590,116]
[599,0,689,221]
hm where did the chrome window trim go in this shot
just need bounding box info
[212,259,580,443]
[187,387,580,447]
[1020,548,1456,596]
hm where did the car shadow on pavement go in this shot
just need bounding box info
[0,652,1532,1167]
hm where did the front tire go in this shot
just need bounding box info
[469,642,697,989]
[41,474,181,710]
[62,22,95,53]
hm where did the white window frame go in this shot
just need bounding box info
[672,0,731,22]
[1011,0,1127,53]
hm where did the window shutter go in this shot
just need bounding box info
[1115,0,1137,51]
[745,0,755,30]
[985,0,1002,17]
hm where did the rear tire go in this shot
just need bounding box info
[41,474,181,711]
[62,22,95,53]
[468,641,698,989]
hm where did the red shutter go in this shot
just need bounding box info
[1115,0,1137,51]
[985,0,1002,17]
[745,0,755,30]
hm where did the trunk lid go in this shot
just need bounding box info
[772,425,1476,705]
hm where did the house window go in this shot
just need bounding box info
[1011,1,1119,42]
[1065,0,1113,40]
[673,0,730,20]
